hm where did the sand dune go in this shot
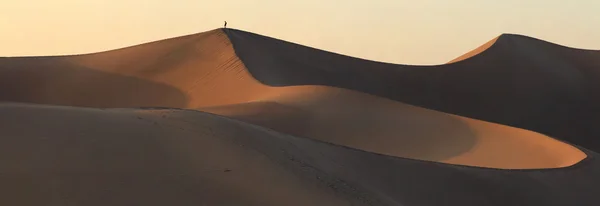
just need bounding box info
[1,28,599,205]
[0,103,362,206]
[0,29,587,169]
[202,85,584,169]
[447,36,500,63]
[225,29,600,152]
[1,103,599,206]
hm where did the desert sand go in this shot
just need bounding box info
[0,29,586,169]
[0,103,359,206]
[202,85,585,169]
[1,28,599,205]
[226,30,600,152]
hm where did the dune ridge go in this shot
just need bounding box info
[447,36,500,63]
[0,29,587,169]
[1,28,599,205]
[224,29,600,152]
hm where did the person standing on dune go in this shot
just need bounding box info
[224,21,227,28]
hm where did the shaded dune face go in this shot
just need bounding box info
[0,104,365,206]
[225,29,600,153]
[3,104,598,206]
[0,29,589,169]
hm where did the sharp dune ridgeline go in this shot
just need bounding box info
[1,28,599,206]
[226,29,600,152]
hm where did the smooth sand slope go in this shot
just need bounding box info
[0,29,586,169]
[226,29,600,152]
[202,85,584,169]
[0,103,367,206]
[1,103,600,206]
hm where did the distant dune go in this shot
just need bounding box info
[1,28,599,205]
[447,36,500,63]
[226,29,600,152]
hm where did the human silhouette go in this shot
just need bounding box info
[224,21,227,28]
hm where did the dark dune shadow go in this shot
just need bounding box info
[0,57,188,108]
[0,104,359,206]
[0,104,598,206]
[223,28,600,152]
[199,100,477,162]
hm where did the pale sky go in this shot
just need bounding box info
[1,0,599,64]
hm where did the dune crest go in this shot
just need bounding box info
[2,27,600,205]
[0,29,589,169]
[447,36,500,63]
[224,28,600,153]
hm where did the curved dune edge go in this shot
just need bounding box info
[447,33,600,64]
[0,29,589,169]
[225,28,600,155]
[447,36,500,63]
[3,103,598,206]
[224,29,600,69]
[199,85,587,170]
